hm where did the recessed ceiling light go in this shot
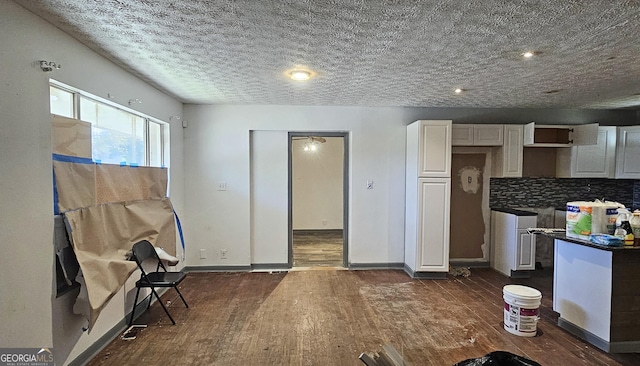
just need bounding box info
[522,51,544,58]
[290,70,311,81]
[454,88,464,94]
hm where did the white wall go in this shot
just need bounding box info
[250,131,289,265]
[0,1,183,364]
[292,137,344,230]
[183,105,408,266]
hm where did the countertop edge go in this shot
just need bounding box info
[491,208,538,216]
[541,232,640,251]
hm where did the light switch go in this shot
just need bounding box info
[366,180,373,189]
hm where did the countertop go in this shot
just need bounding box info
[540,232,640,252]
[491,207,538,216]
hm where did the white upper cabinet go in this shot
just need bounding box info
[452,124,503,146]
[556,126,617,178]
[474,125,504,146]
[524,122,599,147]
[615,126,640,179]
[451,124,474,146]
[492,125,523,178]
[413,120,452,177]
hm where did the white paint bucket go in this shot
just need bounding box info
[503,285,542,337]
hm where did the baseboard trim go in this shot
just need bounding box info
[349,262,404,270]
[558,317,640,353]
[67,294,155,366]
[509,270,532,278]
[403,264,447,279]
[183,265,252,272]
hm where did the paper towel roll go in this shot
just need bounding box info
[567,201,624,239]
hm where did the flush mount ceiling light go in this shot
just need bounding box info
[522,51,534,58]
[289,70,311,81]
[454,88,465,94]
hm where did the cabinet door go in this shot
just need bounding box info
[572,126,616,178]
[516,229,535,270]
[417,178,450,271]
[571,123,599,145]
[418,120,452,177]
[451,124,474,146]
[501,125,523,177]
[615,126,640,179]
[474,124,504,146]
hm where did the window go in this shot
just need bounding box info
[49,82,168,167]
[49,86,74,118]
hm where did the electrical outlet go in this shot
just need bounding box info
[220,249,227,259]
[322,219,327,226]
[199,249,207,259]
[217,182,227,191]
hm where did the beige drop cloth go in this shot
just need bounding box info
[53,158,176,331]
[53,160,169,212]
[64,198,176,330]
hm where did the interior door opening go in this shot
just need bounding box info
[289,133,348,268]
[449,148,492,264]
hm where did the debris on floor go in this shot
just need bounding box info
[449,267,471,277]
[121,325,147,341]
[359,344,407,366]
[453,351,541,366]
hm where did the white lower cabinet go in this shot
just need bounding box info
[405,178,451,276]
[491,210,537,277]
[516,228,535,269]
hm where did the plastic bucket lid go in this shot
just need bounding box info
[503,285,541,299]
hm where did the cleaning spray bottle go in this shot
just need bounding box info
[614,208,634,245]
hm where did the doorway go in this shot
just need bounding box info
[449,148,492,264]
[289,132,348,268]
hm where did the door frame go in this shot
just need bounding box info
[288,131,349,268]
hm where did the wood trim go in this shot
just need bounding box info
[403,264,447,279]
[348,262,404,270]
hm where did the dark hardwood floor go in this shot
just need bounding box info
[293,230,343,267]
[87,268,640,366]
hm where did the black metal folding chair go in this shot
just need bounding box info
[128,240,188,326]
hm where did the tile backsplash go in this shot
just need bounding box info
[490,178,640,210]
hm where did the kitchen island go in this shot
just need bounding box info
[551,234,640,353]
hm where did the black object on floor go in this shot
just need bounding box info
[453,351,541,366]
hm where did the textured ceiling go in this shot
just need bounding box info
[18,0,640,109]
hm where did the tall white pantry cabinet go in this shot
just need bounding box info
[404,120,452,278]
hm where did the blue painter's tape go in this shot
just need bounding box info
[173,210,186,259]
[52,154,93,213]
[52,153,94,164]
[53,168,59,215]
